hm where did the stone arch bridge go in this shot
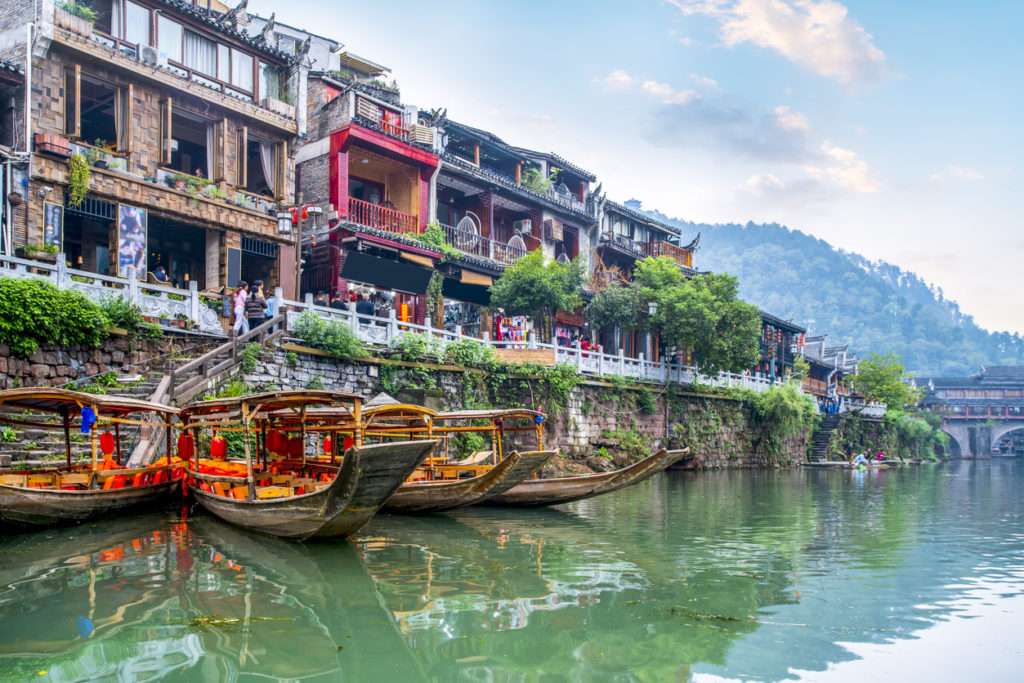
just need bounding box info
[921,366,1024,459]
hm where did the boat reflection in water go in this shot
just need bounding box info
[0,512,425,682]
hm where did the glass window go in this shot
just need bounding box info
[232,49,253,90]
[123,1,150,45]
[217,44,231,83]
[184,30,216,75]
[278,36,297,54]
[157,16,182,62]
[259,62,280,100]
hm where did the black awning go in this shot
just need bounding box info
[341,250,432,295]
[442,278,491,307]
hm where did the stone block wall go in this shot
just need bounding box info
[829,414,899,460]
[0,331,213,389]
[242,346,814,473]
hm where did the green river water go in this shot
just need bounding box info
[1,461,1023,681]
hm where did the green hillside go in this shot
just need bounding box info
[641,210,1022,376]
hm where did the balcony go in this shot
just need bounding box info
[599,232,646,259]
[441,153,591,219]
[440,223,526,266]
[346,198,418,236]
[642,241,692,268]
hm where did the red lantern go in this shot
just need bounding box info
[210,435,227,460]
[177,432,194,461]
[342,435,354,453]
[287,437,302,459]
[99,432,115,455]
[324,436,332,455]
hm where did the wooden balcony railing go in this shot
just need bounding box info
[802,378,828,394]
[440,223,527,265]
[347,197,419,235]
[643,240,692,268]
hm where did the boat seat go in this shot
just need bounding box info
[0,474,26,487]
[60,473,92,488]
[27,474,57,488]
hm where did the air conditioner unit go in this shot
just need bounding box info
[512,219,532,236]
[543,218,563,242]
[407,124,434,146]
[139,44,167,68]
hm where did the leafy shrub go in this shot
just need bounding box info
[100,295,162,342]
[752,382,819,458]
[57,0,98,21]
[292,311,366,361]
[451,430,488,459]
[240,342,261,374]
[1,427,16,443]
[0,277,110,355]
[390,332,441,363]
[443,338,496,368]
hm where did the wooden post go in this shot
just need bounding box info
[165,423,172,460]
[352,398,362,447]
[300,405,307,471]
[90,420,98,473]
[515,162,522,185]
[114,422,122,466]
[62,410,72,471]
[473,143,480,166]
[261,423,268,470]
[241,402,256,500]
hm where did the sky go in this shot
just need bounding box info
[250,0,1024,335]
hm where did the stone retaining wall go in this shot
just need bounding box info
[0,331,214,389]
[243,345,815,473]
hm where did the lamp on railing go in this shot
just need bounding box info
[277,212,292,235]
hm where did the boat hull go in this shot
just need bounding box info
[484,448,689,507]
[0,479,180,529]
[382,450,557,513]
[190,440,435,541]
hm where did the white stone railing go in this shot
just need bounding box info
[0,252,223,334]
[276,295,775,393]
[841,398,887,418]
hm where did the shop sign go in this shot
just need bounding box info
[117,203,147,279]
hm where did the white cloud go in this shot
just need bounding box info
[642,80,700,104]
[773,104,809,131]
[820,140,880,192]
[668,0,890,87]
[947,166,984,180]
[745,172,785,195]
[599,69,635,90]
[691,73,719,88]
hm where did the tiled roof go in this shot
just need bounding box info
[604,199,679,236]
[160,0,291,62]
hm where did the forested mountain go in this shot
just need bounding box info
[640,208,1023,376]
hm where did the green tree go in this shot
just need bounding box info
[849,351,923,410]
[653,271,761,374]
[489,250,583,341]
[585,281,639,332]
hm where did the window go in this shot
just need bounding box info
[232,49,253,91]
[217,44,230,83]
[277,35,297,54]
[259,62,282,101]
[243,136,283,197]
[184,30,216,75]
[123,1,149,45]
[158,16,183,62]
[167,110,210,177]
[65,71,133,153]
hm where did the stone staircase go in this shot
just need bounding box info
[808,414,842,463]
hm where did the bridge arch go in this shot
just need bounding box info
[940,428,964,458]
[990,424,1024,455]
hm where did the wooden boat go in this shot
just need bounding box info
[482,447,690,507]
[263,403,557,514]
[0,388,182,529]
[381,408,556,513]
[180,391,436,540]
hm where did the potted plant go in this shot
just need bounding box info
[107,157,128,173]
[67,152,90,207]
[16,244,59,264]
[173,313,189,329]
[34,133,72,158]
[86,143,109,169]
[158,313,170,327]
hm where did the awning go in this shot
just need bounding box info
[341,250,432,295]
[442,278,491,307]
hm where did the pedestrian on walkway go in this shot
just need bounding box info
[246,279,268,331]
[232,281,249,335]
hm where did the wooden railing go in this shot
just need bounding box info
[439,223,527,265]
[643,241,692,268]
[346,197,419,235]
[163,315,286,405]
[803,378,828,394]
